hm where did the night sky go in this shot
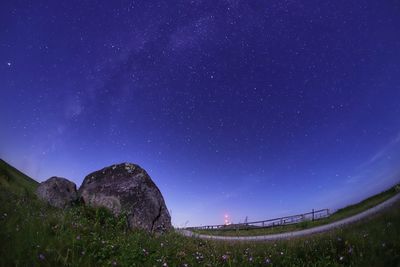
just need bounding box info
[1,0,400,227]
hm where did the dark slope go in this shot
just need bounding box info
[0,159,38,194]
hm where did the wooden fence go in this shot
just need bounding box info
[186,209,330,231]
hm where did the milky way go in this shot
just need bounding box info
[1,0,400,226]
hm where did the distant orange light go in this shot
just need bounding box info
[224,214,230,225]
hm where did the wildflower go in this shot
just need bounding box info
[339,256,344,261]
[382,243,386,248]
[162,263,168,267]
[183,264,188,267]
[3,213,7,217]
[221,254,229,261]
[265,258,271,264]
[81,251,85,255]
[348,247,353,254]
[76,235,81,240]
[280,251,284,255]
[249,256,253,262]
[112,260,117,266]
[194,251,204,261]
[161,242,164,247]
[38,254,45,261]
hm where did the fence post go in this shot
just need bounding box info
[312,209,315,221]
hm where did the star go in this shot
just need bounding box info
[1,0,399,228]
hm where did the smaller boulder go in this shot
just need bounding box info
[36,177,78,208]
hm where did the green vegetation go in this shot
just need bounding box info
[1,159,400,266]
[193,185,399,237]
[0,159,38,195]
[329,186,399,221]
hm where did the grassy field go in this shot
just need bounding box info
[1,159,400,266]
[192,185,399,237]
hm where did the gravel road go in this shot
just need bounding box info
[178,193,400,241]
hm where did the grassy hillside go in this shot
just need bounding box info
[1,161,400,266]
[332,186,399,219]
[0,159,38,195]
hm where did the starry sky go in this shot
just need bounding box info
[1,0,400,227]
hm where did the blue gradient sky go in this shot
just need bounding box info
[1,0,400,227]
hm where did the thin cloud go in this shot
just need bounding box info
[361,131,400,167]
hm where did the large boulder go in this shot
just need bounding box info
[36,177,78,208]
[79,163,172,233]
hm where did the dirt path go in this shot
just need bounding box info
[178,193,400,241]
